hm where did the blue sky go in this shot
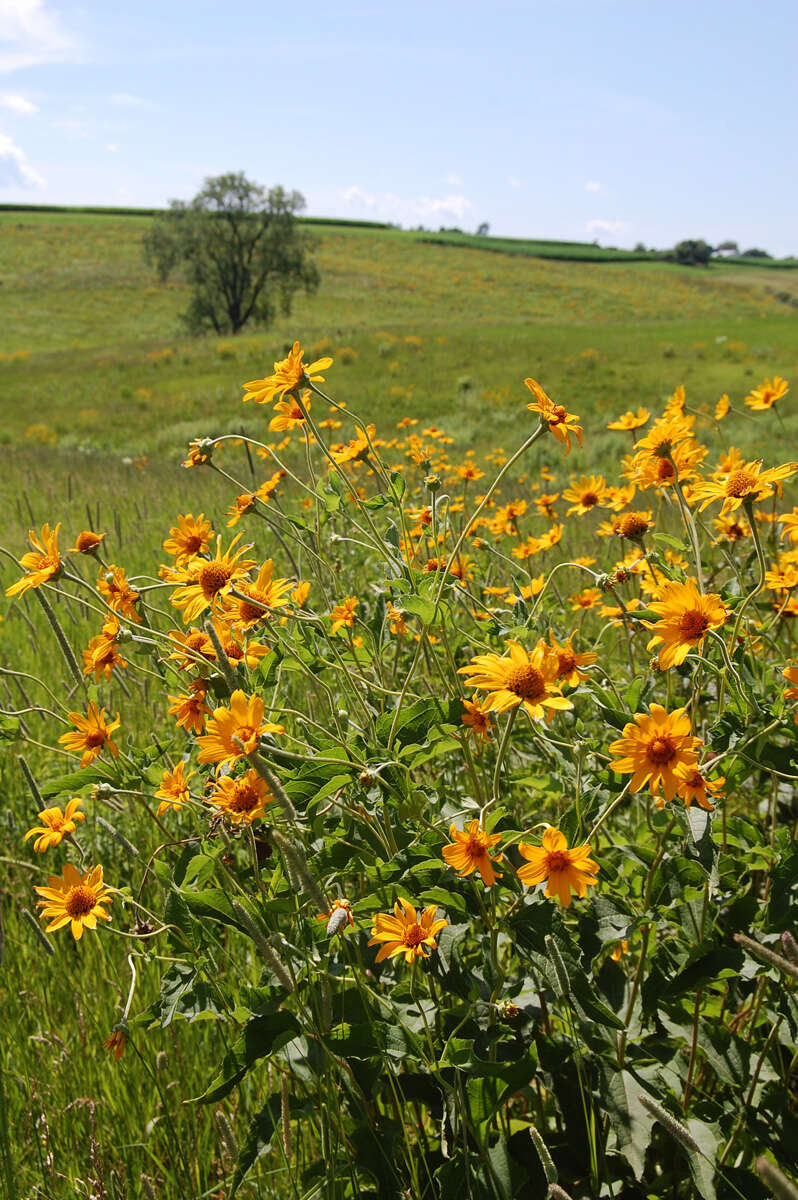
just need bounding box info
[1,0,796,253]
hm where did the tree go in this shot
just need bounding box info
[668,238,712,266]
[476,222,490,237]
[143,172,320,335]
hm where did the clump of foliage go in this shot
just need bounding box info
[143,172,320,335]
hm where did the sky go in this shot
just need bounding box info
[1,0,797,254]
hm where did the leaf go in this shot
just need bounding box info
[39,764,115,799]
[685,1117,720,1200]
[375,697,462,748]
[230,1096,281,1195]
[600,1066,656,1181]
[193,1010,300,1103]
[178,887,248,932]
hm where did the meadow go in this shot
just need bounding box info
[1,210,797,1200]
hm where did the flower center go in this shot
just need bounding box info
[726,469,756,498]
[557,652,576,676]
[402,924,426,948]
[225,643,244,660]
[84,728,107,747]
[506,664,546,700]
[580,491,599,508]
[656,459,675,481]
[232,724,258,751]
[551,405,567,424]
[466,834,487,856]
[65,885,97,918]
[546,851,570,872]
[619,514,648,538]
[229,780,260,812]
[183,534,205,554]
[198,561,233,598]
[678,609,709,638]
[647,735,676,765]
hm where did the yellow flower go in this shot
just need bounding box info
[34,863,114,940]
[70,529,106,555]
[168,681,211,735]
[693,459,798,515]
[634,413,695,458]
[316,897,354,935]
[714,394,730,421]
[745,376,789,411]
[616,511,653,540]
[196,690,283,768]
[270,393,310,431]
[155,762,195,816]
[97,565,141,623]
[562,474,608,516]
[367,898,448,964]
[103,1029,127,1060]
[24,798,85,853]
[569,587,603,611]
[223,559,295,630]
[82,617,128,680]
[643,578,727,668]
[546,630,597,687]
[675,767,725,811]
[524,378,582,454]
[442,819,502,886]
[607,408,650,431]
[458,640,572,722]
[226,492,257,527]
[5,523,62,597]
[517,826,599,906]
[330,595,358,634]
[611,940,629,962]
[167,534,256,624]
[242,341,332,406]
[162,514,215,564]
[460,698,495,742]
[206,768,273,824]
[59,702,121,766]
[608,704,701,803]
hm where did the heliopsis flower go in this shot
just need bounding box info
[367,898,448,964]
[714,513,750,543]
[226,492,257,527]
[98,565,141,623]
[675,767,725,811]
[34,863,114,940]
[611,940,629,962]
[458,640,572,722]
[461,698,495,741]
[70,530,106,555]
[182,438,214,468]
[562,475,608,516]
[616,511,653,540]
[569,587,603,611]
[634,413,695,458]
[59,703,121,766]
[24,798,85,853]
[456,462,486,482]
[630,439,707,490]
[168,534,256,624]
[168,680,211,734]
[779,509,798,544]
[224,559,294,630]
[693,459,798,514]
[162,514,215,564]
[442,819,502,886]
[316,897,354,935]
[547,631,597,687]
[256,469,286,504]
[82,617,128,680]
[330,596,358,634]
[524,378,583,454]
[270,393,310,431]
[608,704,701,802]
[331,424,378,466]
[386,602,409,635]
[745,376,789,411]
[242,342,332,406]
[715,394,730,421]
[5,523,62,597]
[517,826,599,906]
[607,408,650,432]
[206,768,273,824]
[154,762,195,816]
[643,578,727,668]
[196,690,283,767]
[103,1029,127,1060]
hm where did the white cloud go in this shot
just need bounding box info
[0,130,43,186]
[507,175,521,188]
[335,185,475,227]
[445,172,463,186]
[0,0,75,73]
[586,218,629,238]
[1,92,38,113]
[585,180,602,193]
[107,142,118,152]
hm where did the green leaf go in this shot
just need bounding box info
[178,887,248,932]
[375,697,463,748]
[193,1010,300,1103]
[39,764,115,799]
[0,715,21,741]
[600,1067,656,1181]
[230,1096,281,1195]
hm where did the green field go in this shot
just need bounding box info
[1,210,797,1199]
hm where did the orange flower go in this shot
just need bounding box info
[547,630,597,687]
[34,863,114,940]
[524,378,582,454]
[330,596,358,634]
[70,530,106,555]
[608,704,701,803]
[162,513,214,564]
[196,690,283,768]
[745,376,789,412]
[242,341,332,406]
[367,899,448,964]
[5,523,62,597]
[269,393,310,431]
[607,408,650,432]
[206,768,273,824]
[460,698,495,742]
[155,762,195,816]
[98,565,141,623]
[562,475,608,516]
[442,819,502,886]
[458,640,572,722]
[675,767,725,812]
[517,826,599,906]
[167,534,256,624]
[643,578,727,668]
[82,617,128,680]
[59,703,121,766]
[24,798,85,853]
[693,459,798,515]
[168,681,211,735]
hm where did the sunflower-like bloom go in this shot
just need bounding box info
[82,617,128,680]
[561,474,608,516]
[168,680,211,735]
[98,565,141,623]
[5,523,62,597]
[616,510,653,540]
[206,768,273,824]
[461,698,495,742]
[745,376,789,411]
[24,798,85,853]
[330,596,358,634]
[168,534,256,624]
[607,408,650,432]
[270,392,310,431]
[547,630,597,687]
[629,439,707,491]
[459,640,572,722]
[34,863,114,940]
[196,690,283,767]
[675,767,725,811]
[517,826,599,906]
[59,702,121,766]
[693,459,798,515]
[331,424,378,466]
[608,704,701,802]
[715,394,730,421]
[634,413,695,458]
[223,559,294,630]
[442,819,503,886]
[316,897,354,936]
[70,530,106,555]
[779,509,798,545]
[242,341,332,406]
[643,578,727,668]
[154,762,195,816]
[524,378,582,455]
[367,898,448,964]
[162,513,214,564]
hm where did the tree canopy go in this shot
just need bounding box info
[143,172,320,335]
